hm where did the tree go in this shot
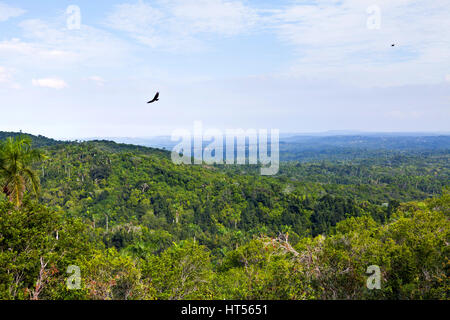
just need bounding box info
[142,240,213,299]
[0,200,95,300]
[0,136,43,207]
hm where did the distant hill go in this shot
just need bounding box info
[72,139,170,158]
[2,131,449,163]
[278,135,450,161]
[281,135,450,149]
[0,131,62,148]
[0,131,170,158]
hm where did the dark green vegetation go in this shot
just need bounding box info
[0,133,449,300]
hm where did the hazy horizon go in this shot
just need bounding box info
[2,129,450,142]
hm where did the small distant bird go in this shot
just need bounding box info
[391,44,395,47]
[147,92,159,104]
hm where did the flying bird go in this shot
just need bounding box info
[391,44,395,47]
[147,92,159,104]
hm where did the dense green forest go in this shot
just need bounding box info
[0,133,448,300]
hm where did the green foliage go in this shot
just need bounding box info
[0,136,44,206]
[78,248,154,300]
[0,133,448,300]
[142,240,213,300]
[0,200,95,299]
[213,239,313,299]
[293,195,450,299]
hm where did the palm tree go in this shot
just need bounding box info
[0,136,43,207]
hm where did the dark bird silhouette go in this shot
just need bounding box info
[391,44,395,47]
[147,92,159,104]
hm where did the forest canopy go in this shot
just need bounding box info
[0,133,448,300]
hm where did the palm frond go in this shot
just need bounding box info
[0,136,43,206]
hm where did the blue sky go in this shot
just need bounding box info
[0,0,449,139]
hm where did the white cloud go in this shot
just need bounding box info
[0,19,131,70]
[32,78,68,89]
[0,2,25,22]
[100,0,450,86]
[0,65,20,89]
[269,0,450,86]
[104,2,181,50]
[0,38,76,61]
[88,76,105,86]
[0,15,139,94]
[0,66,10,82]
[103,0,258,51]
[104,2,164,34]
[169,0,258,36]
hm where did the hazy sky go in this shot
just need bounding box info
[0,0,449,139]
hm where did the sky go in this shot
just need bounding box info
[0,0,449,139]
